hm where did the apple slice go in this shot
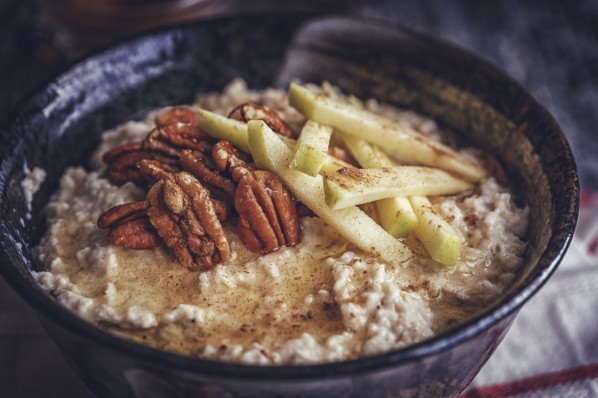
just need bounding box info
[195,107,351,173]
[320,155,352,173]
[247,119,412,264]
[375,197,419,239]
[342,134,389,169]
[289,83,486,181]
[196,108,251,153]
[409,196,462,266]
[342,134,419,238]
[323,166,473,210]
[289,120,333,176]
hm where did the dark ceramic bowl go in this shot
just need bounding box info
[0,13,578,398]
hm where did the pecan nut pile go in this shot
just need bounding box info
[102,107,212,186]
[97,103,302,272]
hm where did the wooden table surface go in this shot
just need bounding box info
[0,1,596,397]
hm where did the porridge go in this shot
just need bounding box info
[33,79,528,365]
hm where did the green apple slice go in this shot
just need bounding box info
[195,107,351,173]
[410,196,462,266]
[342,134,419,238]
[196,108,251,153]
[247,119,412,264]
[289,83,486,181]
[375,197,419,239]
[324,166,473,210]
[319,154,353,173]
[289,120,333,176]
[342,134,389,169]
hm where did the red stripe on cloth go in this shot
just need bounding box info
[582,190,598,254]
[580,190,596,208]
[461,363,598,397]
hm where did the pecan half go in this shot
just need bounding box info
[138,159,178,184]
[102,142,154,185]
[235,170,300,253]
[97,201,159,250]
[147,172,231,271]
[97,201,148,229]
[211,140,255,183]
[109,218,159,250]
[155,107,198,128]
[228,102,295,138]
[144,123,212,158]
[179,149,236,198]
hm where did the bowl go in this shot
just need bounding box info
[0,13,578,398]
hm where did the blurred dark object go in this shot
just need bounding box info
[41,0,226,52]
[39,0,360,55]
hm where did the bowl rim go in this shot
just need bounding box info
[0,12,579,380]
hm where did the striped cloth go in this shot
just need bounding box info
[463,191,598,397]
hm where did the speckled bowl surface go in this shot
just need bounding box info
[0,13,578,398]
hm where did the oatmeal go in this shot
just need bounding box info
[21,166,47,221]
[33,79,528,364]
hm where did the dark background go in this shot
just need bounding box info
[0,0,596,396]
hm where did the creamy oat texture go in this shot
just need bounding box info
[33,79,529,365]
[21,166,47,219]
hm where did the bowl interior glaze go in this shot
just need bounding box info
[0,13,578,397]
